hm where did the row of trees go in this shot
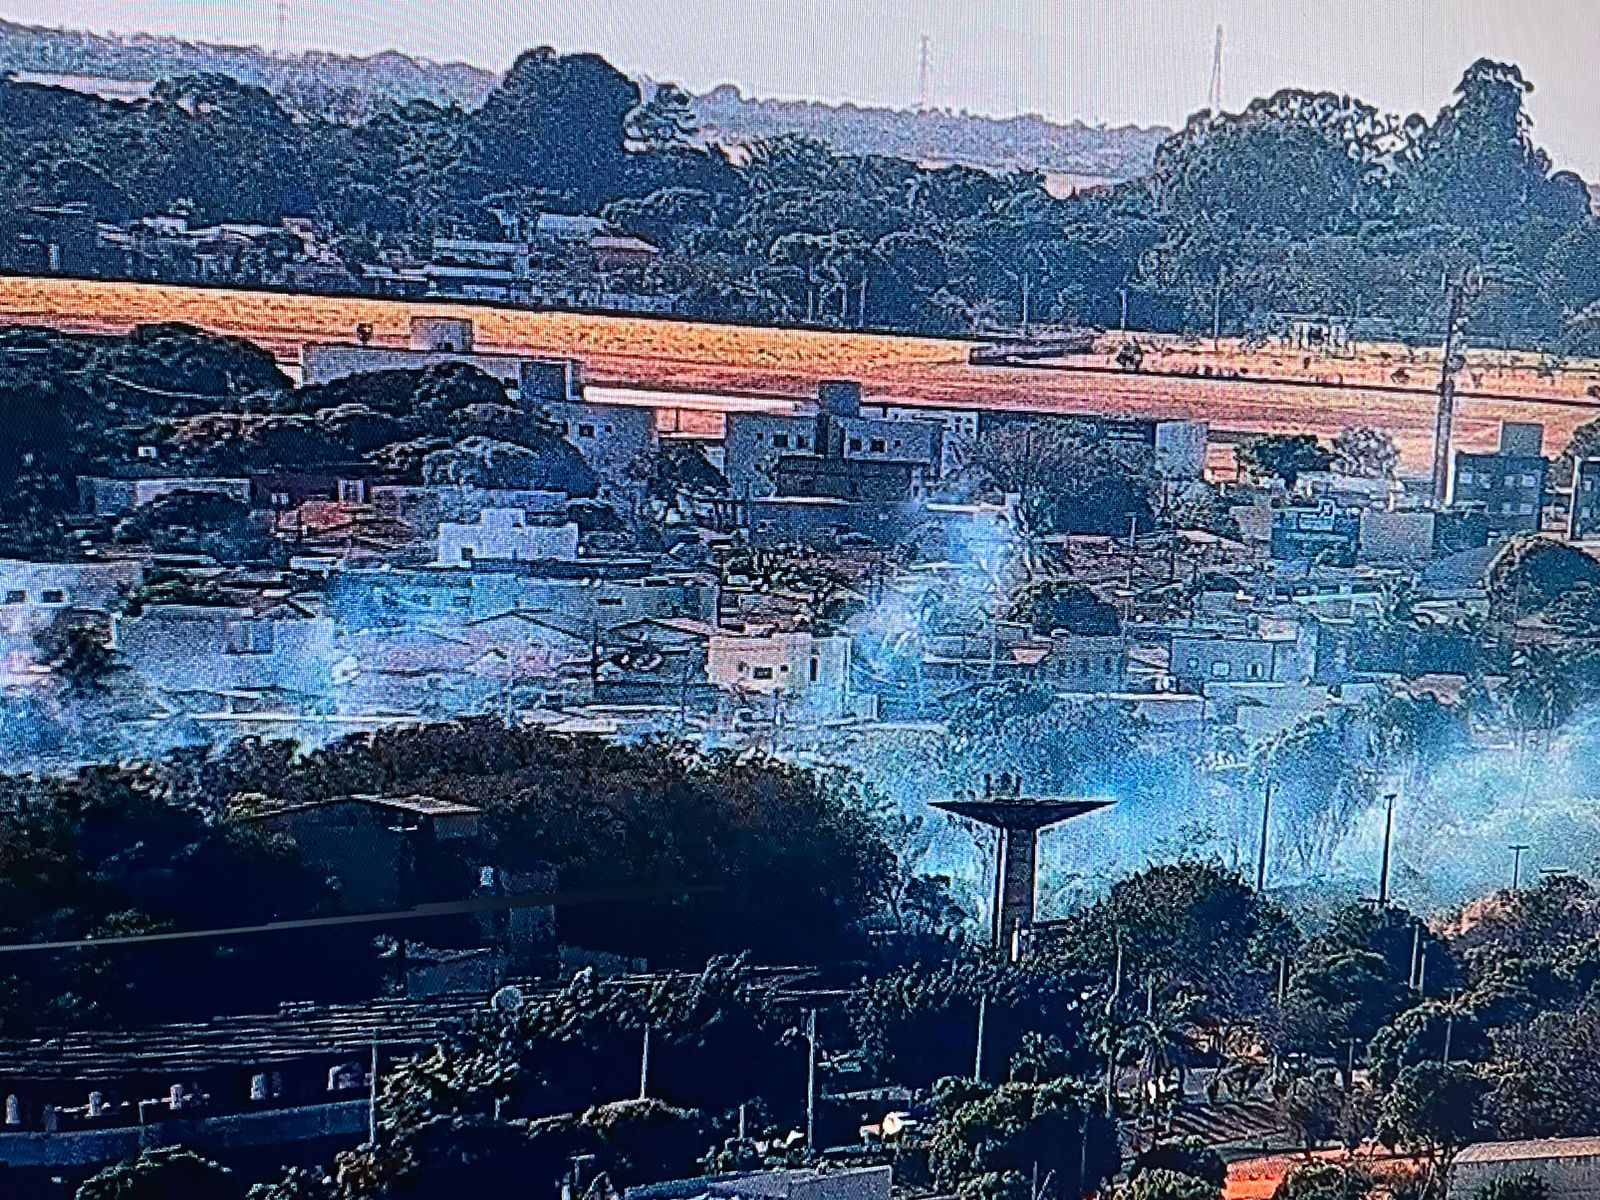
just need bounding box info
[4,52,1598,343]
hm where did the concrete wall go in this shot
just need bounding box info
[1452,1153,1600,1200]
[1359,509,1437,561]
[0,1099,368,1170]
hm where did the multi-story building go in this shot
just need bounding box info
[724,381,945,500]
[1569,457,1600,541]
[1451,421,1548,534]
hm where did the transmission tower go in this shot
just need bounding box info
[1208,24,1224,115]
[917,34,932,111]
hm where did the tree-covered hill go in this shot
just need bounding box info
[0,48,1595,346]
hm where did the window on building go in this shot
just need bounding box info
[578,423,596,438]
[271,491,291,508]
[40,589,65,604]
[598,597,624,607]
[753,665,775,681]
[228,621,277,655]
[1522,474,1537,487]
[3,589,25,604]
[869,438,886,453]
[1186,656,1199,669]
[1459,470,1473,485]
[773,434,789,449]
[809,657,819,682]
[1249,663,1263,679]
[1211,661,1231,678]
[848,438,863,452]
[1520,502,1535,515]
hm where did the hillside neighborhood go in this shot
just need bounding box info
[3,11,1600,1200]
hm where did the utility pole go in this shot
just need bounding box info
[1430,273,1478,506]
[1211,263,1226,347]
[1256,779,1273,892]
[804,1009,817,1149]
[639,1024,651,1099]
[1118,286,1129,333]
[1021,272,1032,337]
[1510,843,1530,890]
[1378,793,1397,906]
[367,1038,378,1146]
[974,992,987,1081]
[273,0,289,55]
[1124,513,1139,592]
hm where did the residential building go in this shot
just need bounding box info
[707,629,853,717]
[1169,627,1316,693]
[1451,1138,1600,1200]
[627,1166,893,1200]
[1270,505,1361,566]
[976,412,1209,480]
[328,562,717,640]
[534,396,659,488]
[111,601,336,697]
[1570,457,1600,541]
[725,381,945,501]
[434,509,580,566]
[239,795,481,912]
[1451,421,1548,534]
[79,476,252,517]
[0,559,143,680]
[299,316,575,396]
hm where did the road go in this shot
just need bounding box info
[3,275,1598,471]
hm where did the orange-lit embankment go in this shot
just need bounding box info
[3,275,1599,471]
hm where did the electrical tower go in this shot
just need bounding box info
[917,34,932,111]
[1208,24,1224,115]
[1430,272,1482,506]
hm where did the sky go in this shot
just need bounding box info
[6,0,1600,177]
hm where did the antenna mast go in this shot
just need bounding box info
[1208,24,1224,115]
[917,34,932,111]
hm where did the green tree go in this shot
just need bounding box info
[1236,435,1333,488]
[76,1146,239,1200]
[1130,1139,1228,1188]
[1124,1169,1220,1200]
[1378,1061,1488,1165]
[1331,428,1399,479]
[1270,1162,1372,1200]
[928,1079,1119,1200]
[1472,1173,1549,1200]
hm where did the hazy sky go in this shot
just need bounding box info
[7,1,1600,176]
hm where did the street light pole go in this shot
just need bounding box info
[1256,779,1273,893]
[1510,843,1530,890]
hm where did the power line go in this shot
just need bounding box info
[0,882,718,956]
